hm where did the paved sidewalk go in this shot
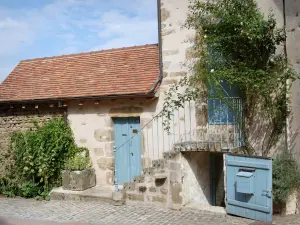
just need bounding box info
[0,198,298,225]
[0,198,250,225]
[0,217,90,225]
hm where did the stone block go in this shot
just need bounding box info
[160,187,168,195]
[163,151,179,160]
[152,159,165,169]
[134,175,145,183]
[62,168,96,191]
[142,157,151,168]
[106,170,114,185]
[170,72,187,77]
[79,138,87,144]
[163,61,171,70]
[105,142,114,157]
[97,157,114,170]
[94,128,113,142]
[112,191,125,206]
[124,182,136,191]
[162,78,177,86]
[171,183,183,204]
[94,148,104,156]
[185,47,196,60]
[127,193,144,201]
[163,50,179,57]
[104,117,113,127]
[170,162,181,171]
[170,171,181,183]
[149,186,156,192]
[109,107,143,117]
[161,8,170,22]
[162,29,175,36]
[152,196,166,203]
[143,167,155,176]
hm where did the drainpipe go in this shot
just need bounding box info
[148,0,163,94]
[282,0,290,154]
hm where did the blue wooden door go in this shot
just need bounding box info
[226,154,272,222]
[114,117,141,185]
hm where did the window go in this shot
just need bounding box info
[208,82,241,124]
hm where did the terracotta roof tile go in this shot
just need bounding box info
[0,44,159,102]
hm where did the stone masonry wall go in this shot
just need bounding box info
[0,103,64,179]
[181,152,211,206]
[285,0,300,164]
[159,0,195,96]
[125,152,184,210]
[67,98,159,187]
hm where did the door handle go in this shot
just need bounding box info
[262,190,272,198]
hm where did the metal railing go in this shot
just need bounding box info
[114,97,244,190]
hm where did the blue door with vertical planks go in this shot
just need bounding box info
[226,154,272,222]
[114,117,141,185]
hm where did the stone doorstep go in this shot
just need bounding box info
[50,186,115,204]
[184,203,227,217]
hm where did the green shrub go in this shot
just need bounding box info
[19,181,40,198]
[64,148,91,171]
[0,118,84,199]
[273,153,300,203]
[0,177,20,197]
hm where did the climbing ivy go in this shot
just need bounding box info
[162,0,298,155]
[0,118,84,199]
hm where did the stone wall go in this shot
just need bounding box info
[181,152,211,206]
[125,152,184,210]
[67,98,159,187]
[0,103,64,179]
[285,0,300,164]
[159,0,195,96]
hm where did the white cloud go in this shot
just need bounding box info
[0,17,33,56]
[91,10,157,50]
[0,0,158,81]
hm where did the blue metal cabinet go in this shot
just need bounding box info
[236,171,254,194]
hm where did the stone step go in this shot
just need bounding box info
[142,166,166,176]
[152,159,166,169]
[163,151,179,160]
[50,186,114,204]
[133,175,145,183]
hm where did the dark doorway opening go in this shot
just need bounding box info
[210,153,225,207]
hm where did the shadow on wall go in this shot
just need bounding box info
[67,98,159,117]
[182,152,211,205]
[246,107,286,157]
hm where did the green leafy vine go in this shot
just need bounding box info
[0,118,87,199]
[162,0,298,155]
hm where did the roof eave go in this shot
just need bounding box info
[0,92,157,104]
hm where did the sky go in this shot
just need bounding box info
[0,0,158,81]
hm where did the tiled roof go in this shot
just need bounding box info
[0,44,159,102]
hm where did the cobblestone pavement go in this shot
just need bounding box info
[0,198,298,225]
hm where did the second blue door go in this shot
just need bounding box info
[114,117,141,185]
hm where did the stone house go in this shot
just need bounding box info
[0,0,299,218]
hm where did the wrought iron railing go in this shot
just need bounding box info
[114,97,244,190]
